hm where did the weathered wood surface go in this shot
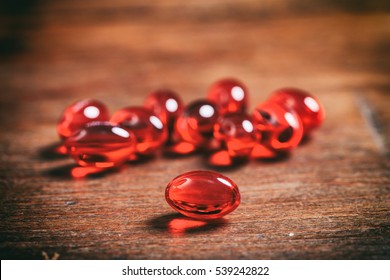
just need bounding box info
[0,0,389,259]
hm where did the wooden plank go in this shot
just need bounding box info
[0,1,389,259]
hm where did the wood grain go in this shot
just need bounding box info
[0,0,389,259]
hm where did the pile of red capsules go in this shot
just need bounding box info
[57,78,325,174]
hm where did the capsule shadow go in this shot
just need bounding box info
[299,135,312,146]
[254,151,291,163]
[126,154,157,166]
[37,142,68,160]
[148,213,227,236]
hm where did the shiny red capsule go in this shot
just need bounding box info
[175,100,219,147]
[110,106,168,155]
[64,122,136,168]
[207,78,248,115]
[165,170,240,220]
[144,89,183,128]
[253,100,303,151]
[57,99,110,139]
[214,113,260,158]
[269,88,325,135]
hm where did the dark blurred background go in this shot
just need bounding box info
[1,0,389,136]
[0,0,389,259]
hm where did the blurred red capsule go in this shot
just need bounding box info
[207,78,248,115]
[144,89,184,144]
[65,122,136,168]
[144,89,183,127]
[253,100,303,151]
[110,106,168,155]
[175,100,219,147]
[214,113,260,158]
[57,99,109,139]
[269,88,325,135]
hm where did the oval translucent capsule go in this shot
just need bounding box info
[144,89,183,128]
[207,78,249,115]
[65,122,136,168]
[253,100,303,151]
[269,88,325,135]
[110,106,168,155]
[165,170,240,220]
[144,89,184,144]
[57,99,109,139]
[175,100,219,147]
[214,113,260,158]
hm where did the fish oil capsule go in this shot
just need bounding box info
[207,78,249,115]
[269,88,325,135]
[253,100,303,151]
[165,170,240,220]
[65,122,136,168]
[57,99,109,139]
[110,106,168,155]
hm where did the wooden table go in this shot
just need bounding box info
[1,0,389,259]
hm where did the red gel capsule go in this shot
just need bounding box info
[64,122,136,168]
[175,100,219,147]
[214,113,260,158]
[207,78,248,115]
[110,106,168,155]
[144,89,183,128]
[57,99,109,139]
[253,101,303,151]
[269,88,325,134]
[165,170,240,220]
